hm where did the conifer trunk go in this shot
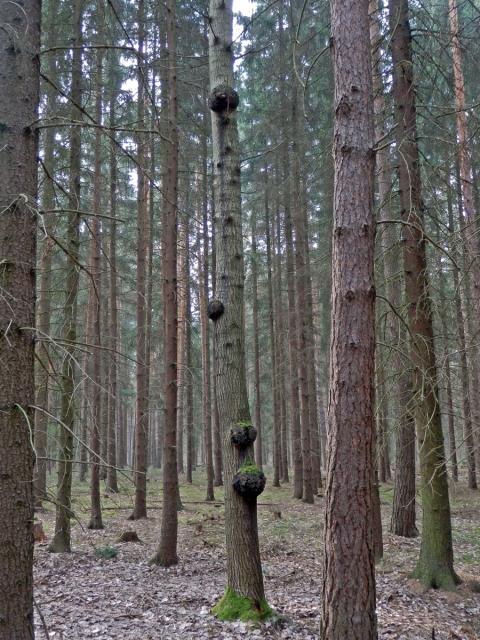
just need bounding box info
[321,0,377,634]
[389,0,458,588]
[0,0,40,635]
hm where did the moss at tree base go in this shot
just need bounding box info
[411,563,461,590]
[212,587,272,622]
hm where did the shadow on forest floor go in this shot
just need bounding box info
[34,469,480,639]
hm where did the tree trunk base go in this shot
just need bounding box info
[412,564,461,590]
[211,587,272,622]
[48,534,71,553]
[150,551,178,568]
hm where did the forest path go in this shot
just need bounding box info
[34,474,480,639]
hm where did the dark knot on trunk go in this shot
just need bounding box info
[207,299,224,321]
[208,85,239,113]
[230,423,257,447]
[232,463,266,500]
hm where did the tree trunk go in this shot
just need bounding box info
[106,56,120,494]
[34,0,60,507]
[152,0,179,566]
[321,0,377,634]
[0,0,40,635]
[251,208,263,469]
[200,128,215,501]
[389,0,458,588]
[88,3,105,530]
[132,0,149,520]
[208,0,268,618]
[49,0,85,552]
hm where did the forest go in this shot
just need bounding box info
[0,0,479,637]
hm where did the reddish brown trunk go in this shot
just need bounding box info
[321,0,377,633]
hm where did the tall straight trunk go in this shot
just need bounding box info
[265,176,281,486]
[370,0,417,536]
[274,193,289,482]
[49,0,84,552]
[34,0,60,507]
[291,81,314,504]
[279,1,302,498]
[185,240,194,484]
[389,0,458,588]
[200,130,215,501]
[88,4,105,530]
[106,57,119,493]
[251,208,263,469]
[176,208,187,475]
[132,0,148,519]
[208,0,268,616]
[152,0,179,566]
[448,0,480,354]
[321,0,377,635]
[449,177,477,489]
[438,251,459,482]
[0,0,40,636]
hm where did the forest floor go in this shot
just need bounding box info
[34,471,480,639]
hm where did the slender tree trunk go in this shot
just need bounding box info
[265,177,281,486]
[34,0,60,508]
[106,57,119,494]
[200,131,215,501]
[177,208,187,476]
[321,0,377,634]
[88,3,105,530]
[49,0,85,552]
[208,0,268,616]
[152,0,179,566]
[369,0,417,536]
[389,0,458,588]
[251,209,263,469]
[132,0,149,520]
[0,0,40,635]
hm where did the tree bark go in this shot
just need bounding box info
[389,0,458,588]
[208,0,268,615]
[132,0,149,520]
[0,0,40,635]
[88,1,105,530]
[152,0,179,566]
[321,0,377,634]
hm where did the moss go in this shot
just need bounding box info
[94,544,118,560]
[238,460,262,475]
[211,587,272,622]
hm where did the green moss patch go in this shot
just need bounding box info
[211,587,272,622]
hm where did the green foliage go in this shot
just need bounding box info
[238,460,262,476]
[211,587,272,622]
[94,544,118,560]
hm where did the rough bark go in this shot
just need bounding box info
[208,0,267,614]
[321,0,377,634]
[0,0,40,636]
[389,0,458,589]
